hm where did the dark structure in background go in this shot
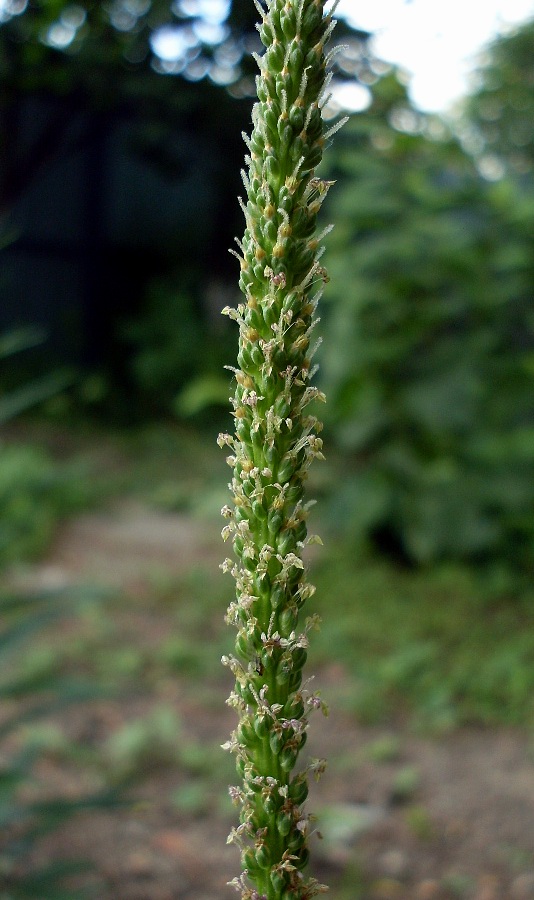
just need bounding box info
[0,0,364,374]
[2,92,245,368]
[0,0,265,369]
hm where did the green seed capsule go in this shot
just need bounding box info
[261,372,277,393]
[255,842,271,869]
[267,41,285,71]
[276,663,291,686]
[237,720,254,743]
[263,303,278,327]
[281,11,296,39]
[275,397,290,418]
[271,870,287,892]
[263,218,278,244]
[302,3,322,34]
[269,730,284,755]
[264,154,280,180]
[285,695,305,719]
[254,715,270,738]
[279,605,298,633]
[289,774,309,804]
[289,106,305,132]
[290,42,304,70]
[237,347,252,371]
[268,511,283,534]
[294,847,310,870]
[292,647,308,670]
[252,500,267,519]
[259,23,273,45]
[273,346,288,368]
[243,848,261,877]
[288,827,305,851]
[277,530,296,556]
[263,790,278,814]
[286,482,304,503]
[264,444,278,466]
[246,776,263,794]
[235,631,249,657]
[255,571,271,593]
[236,420,249,441]
[243,555,257,572]
[245,307,263,330]
[251,345,264,366]
[242,479,254,497]
[280,746,298,771]
[240,684,256,705]
[277,456,294,483]
[276,811,292,836]
[270,586,285,609]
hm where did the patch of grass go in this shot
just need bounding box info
[390,766,420,805]
[0,585,116,899]
[405,804,434,840]
[110,423,228,511]
[311,553,534,730]
[365,735,402,764]
[332,860,367,899]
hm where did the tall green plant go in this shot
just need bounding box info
[219,1,343,896]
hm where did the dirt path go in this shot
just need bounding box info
[11,501,534,900]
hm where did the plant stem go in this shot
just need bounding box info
[220,1,343,897]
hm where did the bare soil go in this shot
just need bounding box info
[8,500,534,900]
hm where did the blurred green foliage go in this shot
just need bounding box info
[0,334,119,897]
[0,443,93,570]
[123,275,232,418]
[312,553,534,730]
[0,329,98,572]
[320,70,534,572]
[464,17,534,174]
[0,586,114,899]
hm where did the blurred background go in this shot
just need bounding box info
[1,1,534,898]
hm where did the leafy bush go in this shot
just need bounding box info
[321,76,534,572]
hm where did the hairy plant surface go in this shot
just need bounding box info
[219,0,344,897]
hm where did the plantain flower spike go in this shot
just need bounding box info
[220,1,345,896]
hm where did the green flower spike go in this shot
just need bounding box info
[220,1,345,897]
